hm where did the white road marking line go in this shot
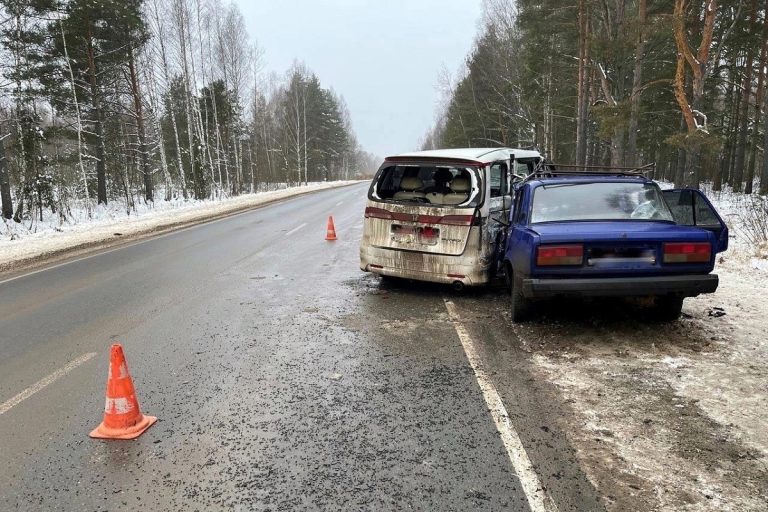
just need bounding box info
[0,352,98,416]
[284,223,307,237]
[444,299,557,512]
[335,201,344,206]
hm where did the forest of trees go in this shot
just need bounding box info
[0,0,377,223]
[425,0,768,193]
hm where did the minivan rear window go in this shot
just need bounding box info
[371,165,480,207]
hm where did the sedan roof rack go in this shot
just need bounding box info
[521,162,656,184]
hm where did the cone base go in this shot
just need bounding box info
[89,414,157,440]
[325,235,337,241]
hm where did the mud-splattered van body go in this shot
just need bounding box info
[360,148,542,287]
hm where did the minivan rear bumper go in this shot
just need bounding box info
[522,274,719,298]
[360,245,491,286]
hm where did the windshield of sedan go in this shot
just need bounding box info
[371,164,481,207]
[531,182,675,223]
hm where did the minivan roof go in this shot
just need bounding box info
[384,148,541,165]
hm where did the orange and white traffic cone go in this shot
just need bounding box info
[89,344,157,440]
[325,215,338,241]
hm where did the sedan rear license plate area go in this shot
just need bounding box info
[587,246,657,267]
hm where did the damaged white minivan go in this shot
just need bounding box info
[360,148,542,289]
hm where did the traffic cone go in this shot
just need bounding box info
[90,344,157,440]
[325,215,338,241]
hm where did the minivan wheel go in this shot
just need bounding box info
[651,295,684,321]
[510,274,533,323]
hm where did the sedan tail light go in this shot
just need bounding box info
[663,242,711,263]
[536,244,584,266]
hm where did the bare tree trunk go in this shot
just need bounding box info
[12,12,27,219]
[151,0,188,199]
[303,90,308,185]
[626,0,647,167]
[174,0,201,198]
[59,19,91,215]
[294,89,302,185]
[247,137,255,193]
[732,0,758,193]
[762,87,768,194]
[672,0,718,188]
[746,6,767,194]
[194,0,219,196]
[0,133,11,219]
[575,0,590,166]
[716,57,740,191]
[128,47,153,202]
[143,58,172,200]
[86,22,107,205]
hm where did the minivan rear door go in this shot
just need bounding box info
[365,161,483,256]
[364,203,478,256]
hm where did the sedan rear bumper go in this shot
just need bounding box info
[522,274,719,299]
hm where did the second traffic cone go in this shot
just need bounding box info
[90,344,157,440]
[325,215,338,241]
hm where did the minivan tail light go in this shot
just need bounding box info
[536,244,584,266]
[438,215,474,226]
[365,207,393,220]
[663,242,711,263]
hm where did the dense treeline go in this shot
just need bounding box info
[0,0,377,223]
[425,0,768,193]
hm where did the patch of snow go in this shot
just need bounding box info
[0,181,361,271]
[661,356,689,369]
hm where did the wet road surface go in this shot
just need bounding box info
[0,184,602,511]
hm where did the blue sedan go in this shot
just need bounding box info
[502,172,728,322]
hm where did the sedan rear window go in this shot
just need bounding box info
[371,165,480,207]
[531,182,674,223]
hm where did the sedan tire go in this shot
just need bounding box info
[510,274,533,323]
[652,295,684,321]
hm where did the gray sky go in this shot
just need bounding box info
[235,0,483,158]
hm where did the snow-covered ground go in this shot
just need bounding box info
[0,181,360,273]
[523,184,768,511]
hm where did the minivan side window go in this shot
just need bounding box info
[490,162,508,198]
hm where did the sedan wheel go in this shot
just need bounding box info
[652,295,684,321]
[510,274,533,323]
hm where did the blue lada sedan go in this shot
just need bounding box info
[502,171,728,322]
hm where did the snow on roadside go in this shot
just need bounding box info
[519,182,768,510]
[0,181,360,271]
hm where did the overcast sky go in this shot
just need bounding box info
[234,0,483,158]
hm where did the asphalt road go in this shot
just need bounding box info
[0,183,602,511]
